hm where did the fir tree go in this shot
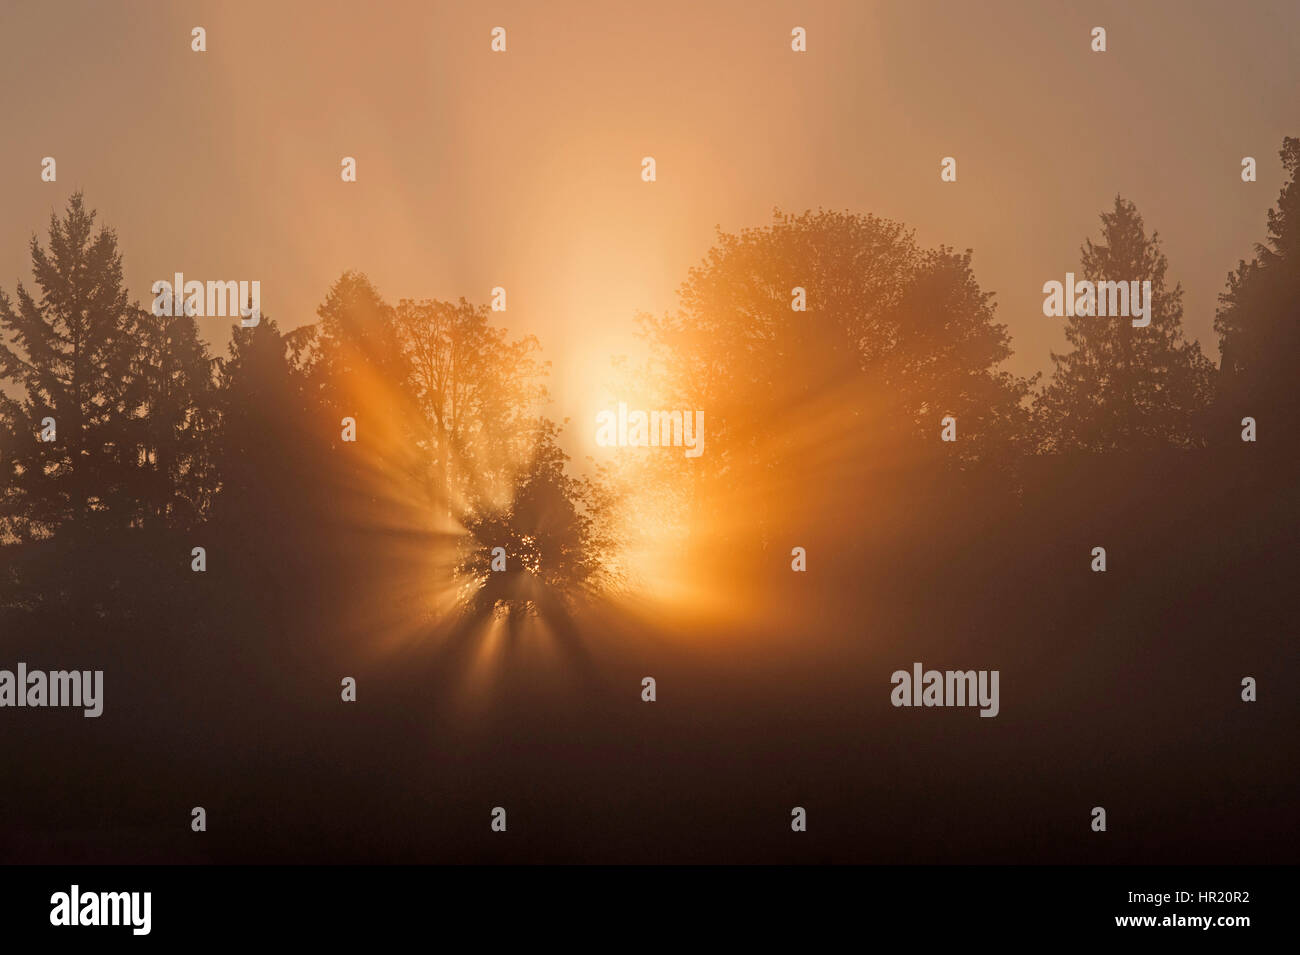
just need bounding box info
[1214,137,1300,446]
[0,193,217,544]
[1036,196,1216,452]
[0,193,139,540]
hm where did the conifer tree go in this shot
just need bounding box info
[0,193,140,540]
[1214,137,1300,446]
[123,301,219,529]
[1036,196,1216,452]
[0,194,218,544]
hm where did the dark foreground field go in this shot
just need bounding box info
[0,451,1295,864]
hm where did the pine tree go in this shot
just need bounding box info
[1036,196,1216,452]
[0,193,139,540]
[1213,137,1300,446]
[0,193,218,544]
[210,315,317,574]
[122,301,220,530]
[308,270,410,421]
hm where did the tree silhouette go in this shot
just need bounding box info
[1214,137,1300,449]
[1036,196,1216,452]
[217,276,614,623]
[392,297,549,516]
[124,299,219,530]
[210,314,316,552]
[388,298,617,616]
[0,192,217,545]
[0,194,139,541]
[304,271,410,408]
[634,208,1035,562]
[458,421,613,617]
[286,272,432,553]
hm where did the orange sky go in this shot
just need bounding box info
[3,0,1296,459]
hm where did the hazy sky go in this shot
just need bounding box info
[2,0,1296,456]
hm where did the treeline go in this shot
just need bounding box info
[0,138,1296,623]
[620,140,1298,588]
[0,201,602,631]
